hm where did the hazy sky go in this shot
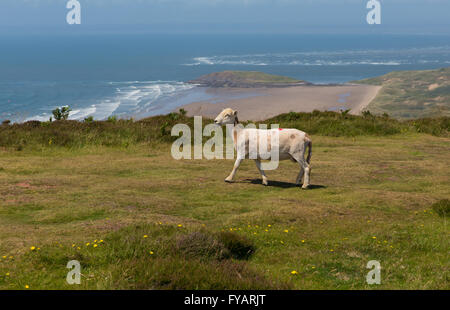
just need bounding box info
[0,0,449,34]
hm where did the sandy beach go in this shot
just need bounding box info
[177,84,382,121]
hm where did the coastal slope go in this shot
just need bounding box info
[355,67,450,119]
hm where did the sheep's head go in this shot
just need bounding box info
[214,108,238,126]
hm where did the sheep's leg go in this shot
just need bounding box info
[295,166,304,186]
[302,163,311,189]
[291,152,310,189]
[225,158,243,183]
[254,159,269,186]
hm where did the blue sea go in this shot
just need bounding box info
[0,34,449,122]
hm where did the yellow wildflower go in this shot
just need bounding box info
[143,235,148,238]
[291,270,298,275]
[30,246,36,251]
[149,251,154,255]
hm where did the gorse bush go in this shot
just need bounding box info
[176,232,231,260]
[431,199,450,217]
[217,232,255,260]
[84,116,94,123]
[0,111,448,150]
[264,110,449,137]
[107,115,117,123]
[52,106,71,121]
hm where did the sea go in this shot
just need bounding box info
[0,33,449,122]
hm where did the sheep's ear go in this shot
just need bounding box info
[233,110,238,116]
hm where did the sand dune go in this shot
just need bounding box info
[178,84,381,121]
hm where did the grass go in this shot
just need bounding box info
[355,67,450,119]
[213,71,303,84]
[0,111,448,153]
[189,71,305,87]
[0,113,449,290]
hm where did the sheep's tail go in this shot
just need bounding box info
[305,135,312,165]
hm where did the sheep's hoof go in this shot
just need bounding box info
[301,184,309,190]
[224,178,234,183]
[262,178,269,186]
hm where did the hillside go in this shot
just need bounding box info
[0,111,449,290]
[0,112,449,289]
[188,71,309,88]
[355,67,450,119]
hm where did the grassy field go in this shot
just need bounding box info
[0,113,449,290]
[356,67,450,119]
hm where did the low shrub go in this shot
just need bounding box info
[176,232,230,260]
[0,111,448,151]
[431,199,450,217]
[217,231,255,260]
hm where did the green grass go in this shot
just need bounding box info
[0,111,448,153]
[216,71,302,84]
[0,113,449,290]
[189,70,305,87]
[355,67,450,119]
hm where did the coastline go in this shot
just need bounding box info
[349,85,382,115]
[175,84,382,121]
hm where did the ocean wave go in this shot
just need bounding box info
[185,57,268,66]
[184,46,450,67]
[25,81,195,122]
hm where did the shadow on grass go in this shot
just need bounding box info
[242,178,326,189]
